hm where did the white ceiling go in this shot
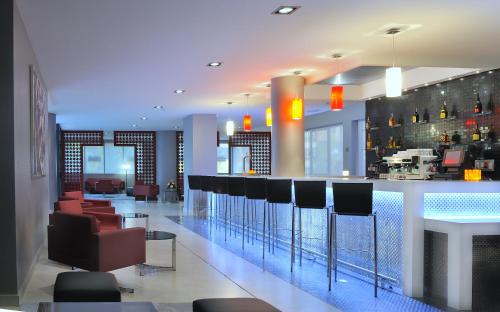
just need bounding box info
[16,0,500,130]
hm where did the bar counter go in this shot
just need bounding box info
[195,176,500,309]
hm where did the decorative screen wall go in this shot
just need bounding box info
[61,130,104,192]
[114,131,156,185]
[176,131,184,199]
[229,132,272,175]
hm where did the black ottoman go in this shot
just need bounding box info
[193,298,280,312]
[53,272,121,302]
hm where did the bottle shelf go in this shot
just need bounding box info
[389,124,403,128]
[367,127,380,131]
[473,111,493,117]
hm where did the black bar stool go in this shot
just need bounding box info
[291,180,328,272]
[244,177,267,256]
[265,179,292,254]
[213,176,229,241]
[227,177,246,239]
[187,175,202,216]
[200,176,214,219]
[329,182,377,297]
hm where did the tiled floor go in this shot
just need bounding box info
[21,199,337,312]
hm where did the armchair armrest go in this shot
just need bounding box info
[84,211,122,229]
[84,199,112,207]
[83,206,116,214]
[94,227,146,271]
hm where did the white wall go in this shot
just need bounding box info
[304,101,365,175]
[156,131,177,196]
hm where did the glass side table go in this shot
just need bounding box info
[122,213,149,231]
[163,188,178,203]
[138,231,177,275]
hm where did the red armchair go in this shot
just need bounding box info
[62,191,114,213]
[95,180,115,194]
[55,200,121,231]
[48,212,146,272]
[133,184,159,201]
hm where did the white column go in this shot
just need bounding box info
[271,76,305,177]
[183,114,217,210]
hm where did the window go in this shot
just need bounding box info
[357,119,366,176]
[217,142,229,174]
[83,143,135,174]
[305,124,343,176]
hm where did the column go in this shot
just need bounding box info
[182,114,218,209]
[271,75,305,176]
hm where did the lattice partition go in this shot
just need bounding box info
[176,131,184,198]
[229,132,272,175]
[114,131,156,185]
[61,130,104,192]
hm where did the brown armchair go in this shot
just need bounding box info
[133,184,159,201]
[55,200,121,231]
[95,180,115,194]
[48,212,146,272]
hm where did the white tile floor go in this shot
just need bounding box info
[21,199,339,312]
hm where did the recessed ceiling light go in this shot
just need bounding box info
[153,105,164,109]
[140,117,148,120]
[131,124,137,128]
[272,6,300,15]
[403,88,408,92]
[488,70,493,74]
[207,62,223,67]
[448,77,452,81]
[424,83,429,86]
[174,89,185,94]
[460,78,464,81]
[436,83,441,86]
[475,70,480,74]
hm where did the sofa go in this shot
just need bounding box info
[86,178,124,194]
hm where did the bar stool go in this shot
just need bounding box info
[200,176,214,219]
[187,175,202,216]
[291,180,328,272]
[265,179,292,254]
[227,177,246,238]
[329,182,377,297]
[243,177,267,256]
[213,176,229,241]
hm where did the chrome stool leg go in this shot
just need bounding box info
[262,201,266,259]
[373,213,378,298]
[299,207,303,267]
[334,213,338,283]
[290,204,295,272]
[242,198,246,250]
[328,212,333,291]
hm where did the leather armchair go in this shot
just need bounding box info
[95,180,115,194]
[48,212,146,272]
[133,184,159,201]
[62,191,114,213]
[55,200,121,231]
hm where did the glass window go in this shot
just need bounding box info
[305,124,343,176]
[217,142,229,174]
[83,143,135,174]
[357,119,366,176]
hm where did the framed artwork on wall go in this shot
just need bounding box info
[30,64,47,177]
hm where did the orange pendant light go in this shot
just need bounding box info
[291,97,303,120]
[266,107,272,127]
[330,86,344,111]
[243,114,252,131]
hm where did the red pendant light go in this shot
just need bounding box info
[291,97,303,120]
[330,86,344,111]
[243,114,252,131]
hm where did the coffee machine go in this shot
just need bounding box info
[381,149,437,180]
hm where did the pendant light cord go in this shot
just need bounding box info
[392,34,396,68]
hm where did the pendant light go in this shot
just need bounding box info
[330,54,344,111]
[385,28,402,97]
[243,94,252,132]
[225,102,234,136]
[291,96,303,120]
[266,107,272,127]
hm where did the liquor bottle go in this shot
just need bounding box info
[472,124,481,142]
[412,108,419,124]
[487,125,496,142]
[396,136,403,148]
[440,131,450,144]
[474,93,483,114]
[366,133,373,149]
[439,101,448,119]
[388,136,394,148]
[451,131,461,145]
[366,116,371,131]
[389,113,395,127]
[423,108,430,122]
[487,93,495,112]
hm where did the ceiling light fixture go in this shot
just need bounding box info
[140,117,148,120]
[174,89,185,94]
[153,105,164,109]
[330,54,344,111]
[243,94,252,132]
[385,28,402,98]
[207,62,223,67]
[131,124,137,128]
[225,102,234,136]
[272,6,300,15]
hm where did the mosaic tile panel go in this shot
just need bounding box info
[176,131,184,199]
[424,193,500,218]
[229,132,272,175]
[114,131,156,185]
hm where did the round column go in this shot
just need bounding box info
[271,75,305,177]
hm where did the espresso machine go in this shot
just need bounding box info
[381,149,437,180]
